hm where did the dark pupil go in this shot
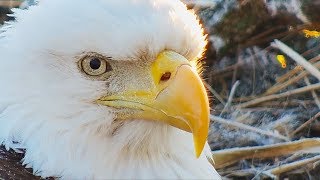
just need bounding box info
[90,58,101,70]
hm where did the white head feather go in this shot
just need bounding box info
[0,0,220,179]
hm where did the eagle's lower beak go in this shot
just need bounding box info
[96,51,210,157]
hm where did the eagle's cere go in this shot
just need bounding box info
[0,0,220,179]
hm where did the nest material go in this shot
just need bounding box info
[194,0,320,179]
[207,36,320,180]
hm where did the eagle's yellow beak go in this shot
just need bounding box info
[96,51,210,157]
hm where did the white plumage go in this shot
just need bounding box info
[0,0,220,179]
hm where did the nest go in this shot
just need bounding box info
[193,1,320,179]
[207,34,320,180]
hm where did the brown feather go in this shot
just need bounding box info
[0,146,53,180]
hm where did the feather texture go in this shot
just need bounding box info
[0,0,220,179]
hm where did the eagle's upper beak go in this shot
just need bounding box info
[96,51,210,158]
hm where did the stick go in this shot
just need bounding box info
[236,83,320,108]
[210,115,289,141]
[276,55,320,83]
[304,77,320,109]
[212,138,320,169]
[266,155,320,175]
[272,40,320,81]
[204,82,226,106]
[220,80,240,115]
[265,62,320,95]
[290,111,320,136]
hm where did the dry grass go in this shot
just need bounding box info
[206,24,320,179]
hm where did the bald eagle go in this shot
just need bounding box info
[0,0,221,179]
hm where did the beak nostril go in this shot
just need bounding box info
[160,72,171,82]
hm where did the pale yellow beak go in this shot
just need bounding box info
[96,51,210,157]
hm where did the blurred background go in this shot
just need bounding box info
[1,0,320,179]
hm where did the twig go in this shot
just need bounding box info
[290,111,320,137]
[211,63,242,76]
[276,55,320,84]
[233,95,257,103]
[232,49,242,84]
[236,83,320,108]
[212,138,320,169]
[276,66,305,84]
[249,48,257,94]
[266,155,320,175]
[210,115,289,141]
[247,26,287,43]
[265,62,320,95]
[233,60,319,101]
[304,77,320,109]
[204,81,226,106]
[272,40,320,81]
[220,80,240,115]
[301,44,320,57]
[241,28,299,48]
[260,100,315,107]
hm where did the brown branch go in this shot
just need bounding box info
[290,111,320,137]
[212,138,320,169]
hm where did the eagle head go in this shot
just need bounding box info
[0,0,220,179]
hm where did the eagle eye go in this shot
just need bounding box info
[80,55,112,76]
